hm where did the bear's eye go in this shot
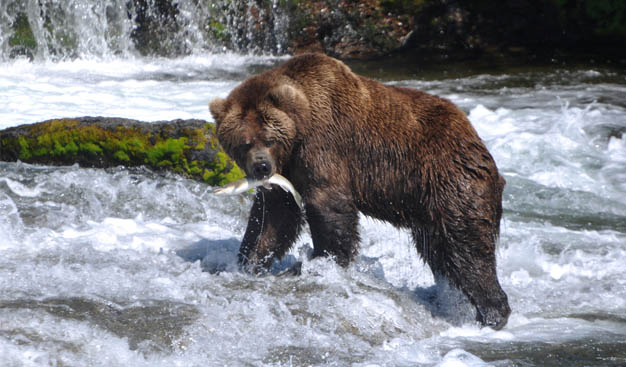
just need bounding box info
[235,143,252,156]
[264,140,275,148]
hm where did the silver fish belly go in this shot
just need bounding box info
[211,173,303,209]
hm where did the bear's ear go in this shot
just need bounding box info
[267,84,305,109]
[209,97,227,121]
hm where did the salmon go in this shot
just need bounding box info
[211,174,303,209]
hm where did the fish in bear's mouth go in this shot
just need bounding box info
[211,173,303,210]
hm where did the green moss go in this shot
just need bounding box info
[17,136,32,160]
[185,127,206,147]
[9,12,37,51]
[209,20,229,42]
[189,167,202,176]
[79,142,103,155]
[33,147,48,157]
[201,151,245,186]
[207,123,216,135]
[52,141,65,156]
[63,140,79,156]
[113,150,130,162]
[157,159,173,168]
[145,137,188,167]
[222,162,245,184]
[202,168,212,183]
[36,134,52,149]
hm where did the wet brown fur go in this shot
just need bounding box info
[209,53,511,329]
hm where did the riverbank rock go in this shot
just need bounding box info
[287,0,413,59]
[0,117,244,186]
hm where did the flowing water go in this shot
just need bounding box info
[1,2,626,366]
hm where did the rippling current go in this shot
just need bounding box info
[1,54,625,366]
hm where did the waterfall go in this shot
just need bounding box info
[0,0,293,61]
[0,0,136,60]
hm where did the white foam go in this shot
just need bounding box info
[468,104,519,139]
[0,54,285,127]
[467,98,626,206]
[436,349,492,367]
[0,192,22,248]
[608,134,626,162]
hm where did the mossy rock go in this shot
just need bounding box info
[0,117,244,186]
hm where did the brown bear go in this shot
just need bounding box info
[209,53,511,329]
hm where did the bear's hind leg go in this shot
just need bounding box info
[447,239,510,330]
[412,225,511,329]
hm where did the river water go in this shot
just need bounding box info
[1,50,626,366]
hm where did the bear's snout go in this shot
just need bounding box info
[252,161,271,179]
[247,148,274,180]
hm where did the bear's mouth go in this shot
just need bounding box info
[250,161,272,180]
[245,146,276,180]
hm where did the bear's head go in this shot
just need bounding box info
[209,76,309,180]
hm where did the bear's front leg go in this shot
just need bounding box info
[305,188,360,267]
[239,187,304,271]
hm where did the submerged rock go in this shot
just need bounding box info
[0,117,244,186]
